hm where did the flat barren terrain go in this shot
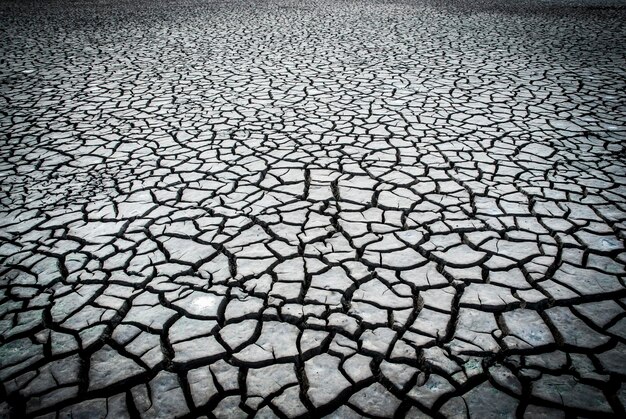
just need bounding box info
[1,0,625,417]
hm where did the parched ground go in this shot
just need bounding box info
[1,0,625,417]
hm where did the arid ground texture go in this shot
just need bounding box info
[1,0,626,417]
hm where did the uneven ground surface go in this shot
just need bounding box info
[1,0,626,417]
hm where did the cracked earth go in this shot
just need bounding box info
[1,0,626,417]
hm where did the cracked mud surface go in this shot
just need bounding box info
[1,0,626,417]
